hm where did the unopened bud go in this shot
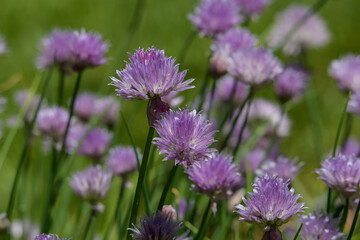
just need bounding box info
[161,205,177,221]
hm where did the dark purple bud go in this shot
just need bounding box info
[147,97,170,126]
[262,227,283,240]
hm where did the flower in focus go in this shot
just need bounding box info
[93,96,120,127]
[36,107,69,142]
[274,66,309,102]
[187,153,243,199]
[36,30,72,71]
[78,127,112,161]
[300,213,345,240]
[232,0,272,17]
[215,75,248,106]
[316,154,360,198]
[268,5,330,56]
[130,211,182,240]
[73,92,97,122]
[14,90,42,124]
[256,156,303,182]
[107,146,140,176]
[228,47,282,86]
[70,165,112,203]
[153,108,216,167]
[69,29,108,71]
[0,35,8,55]
[189,0,242,37]
[235,175,306,229]
[110,47,194,101]
[329,55,360,93]
[34,234,69,240]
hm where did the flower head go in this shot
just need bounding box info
[187,153,243,199]
[274,66,309,102]
[78,127,112,161]
[69,29,108,71]
[229,47,282,86]
[189,0,242,37]
[153,108,216,167]
[235,175,306,229]
[111,47,194,101]
[300,213,345,240]
[73,92,97,122]
[239,148,265,174]
[107,146,140,176]
[34,234,69,240]
[348,91,360,116]
[130,211,182,240]
[14,90,42,124]
[342,138,360,156]
[93,96,120,127]
[70,165,111,203]
[316,154,360,198]
[65,123,88,154]
[256,156,303,181]
[268,5,330,55]
[36,30,72,70]
[329,55,360,92]
[233,0,272,17]
[216,75,248,106]
[36,107,69,142]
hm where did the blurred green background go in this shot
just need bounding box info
[1,0,360,237]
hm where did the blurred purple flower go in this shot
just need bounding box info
[78,127,112,161]
[228,47,282,86]
[34,234,69,240]
[268,5,330,55]
[110,47,194,101]
[36,30,72,70]
[65,122,87,154]
[316,154,360,198]
[239,148,265,174]
[274,66,309,102]
[256,156,303,181]
[300,213,345,240]
[235,175,306,229]
[187,153,243,199]
[216,75,248,106]
[70,165,111,203]
[69,29,109,72]
[330,55,360,93]
[342,138,360,156]
[73,92,97,122]
[233,0,272,16]
[153,108,216,167]
[14,90,41,124]
[107,146,140,176]
[0,35,8,55]
[93,96,120,127]
[36,106,69,142]
[189,0,242,37]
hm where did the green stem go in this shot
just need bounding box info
[178,30,196,64]
[341,113,353,148]
[197,57,212,112]
[6,67,53,222]
[216,78,237,134]
[58,70,65,106]
[340,198,349,231]
[347,200,360,240]
[195,199,212,240]
[293,224,303,240]
[157,165,179,210]
[127,127,155,239]
[326,189,332,214]
[83,208,97,240]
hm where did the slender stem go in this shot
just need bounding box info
[347,200,360,240]
[232,88,255,157]
[293,224,303,240]
[58,70,65,106]
[195,199,212,240]
[83,208,97,240]
[103,177,127,240]
[207,77,217,120]
[340,198,349,231]
[197,56,212,112]
[127,127,155,239]
[40,143,58,233]
[6,68,53,222]
[178,30,196,64]
[326,189,332,214]
[157,165,179,210]
[341,113,353,148]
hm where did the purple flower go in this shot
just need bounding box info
[316,154,360,198]
[73,92,97,122]
[14,90,42,124]
[69,29,108,72]
[153,109,216,167]
[130,211,182,240]
[342,138,360,156]
[161,91,184,108]
[256,156,303,181]
[240,148,265,174]
[268,5,330,55]
[189,0,242,37]
[300,213,345,240]
[216,75,248,106]
[233,0,272,16]
[70,165,112,203]
[36,107,69,142]
[36,30,72,70]
[78,127,112,161]
[107,146,140,176]
[0,35,8,55]
[93,96,120,127]
[274,66,309,102]
[235,175,306,229]
[329,55,360,92]
[110,47,194,101]
[65,123,88,154]
[228,47,282,86]
[187,153,243,199]
[34,234,69,240]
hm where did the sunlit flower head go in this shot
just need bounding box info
[329,55,360,92]
[107,146,140,176]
